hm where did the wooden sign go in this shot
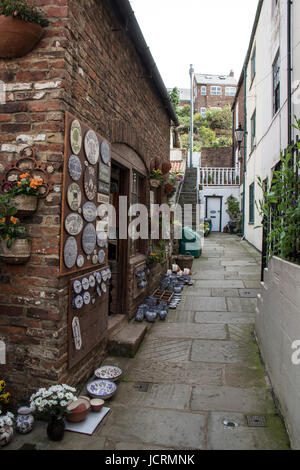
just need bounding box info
[98,181,110,195]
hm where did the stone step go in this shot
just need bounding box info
[107,323,147,358]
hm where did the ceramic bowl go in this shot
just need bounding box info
[94,365,122,382]
[66,397,91,423]
[90,398,105,412]
[86,379,117,400]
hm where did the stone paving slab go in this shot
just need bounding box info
[194,311,255,324]
[124,359,224,386]
[181,287,212,297]
[113,382,192,410]
[192,271,225,280]
[227,298,257,313]
[136,338,192,362]
[99,408,208,450]
[191,385,275,414]
[183,296,227,311]
[114,441,175,450]
[243,280,262,289]
[149,323,228,340]
[224,364,267,388]
[165,310,195,323]
[191,340,253,364]
[195,280,244,288]
[212,288,240,297]
[221,260,258,266]
[207,412,290,450]
[239,288,260,298]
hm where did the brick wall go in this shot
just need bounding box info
[0,0,171,398]
[201,147,233,168]
[195,84,235,112]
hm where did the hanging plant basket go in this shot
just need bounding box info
[0,238,31,264]
[12,195,38,217]
[150,179,161,188]
[162,162,172,175]
[0,16,43,59]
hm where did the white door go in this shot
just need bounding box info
[207,197,221,232]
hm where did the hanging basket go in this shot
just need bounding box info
[150,179,161,188]
[0,16,43,59]
[0,239,31,264]
[162,162,172,175]
[12,195,38,217]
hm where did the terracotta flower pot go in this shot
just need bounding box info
[162,162,172,175]
[0,238,31,264]
[12,195,38,217]
[0,16,43,59]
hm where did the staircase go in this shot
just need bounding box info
[178,168,199,230]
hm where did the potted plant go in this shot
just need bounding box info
[148,241,168,265]
[150,169,164,188]
[30,384,77,442]
[0,0,48,59]
[0,193,31,264]
[164,183,175,196]
[3,172,43,216]
[207,175,212,185]
[225,195,242,234]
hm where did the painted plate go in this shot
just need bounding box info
[64,213,83,236]
[81,277,90,291]
[97,231,107,248]
[86,379,117,400]
[94,366,122,382]
[95,272,102,284]
[84,130,99,165]
[82,223,96,255]
[73,295,84,310]
[67,183,82,212]
[101,282,107,293]
[83,291,91,305]
[89,274,96,288]
[73,280,82,295]
[98,249,105,264]
[96,285,102,297]
[72,316,82,351]
[63,236,77,269]
[100,140,111,165]
[92,254,98,265]
[82,202,97,223]
[68,155,82,181]
[76,254,85,268]
[70,120,82,155]
[84,166,97,201]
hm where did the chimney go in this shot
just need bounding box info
[229,70,234,77]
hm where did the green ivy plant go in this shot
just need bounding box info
[0,0,48,26]
[256,128,300,263]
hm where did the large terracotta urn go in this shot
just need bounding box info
[0,16,43,58]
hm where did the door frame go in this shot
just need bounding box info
[205,196,223,232]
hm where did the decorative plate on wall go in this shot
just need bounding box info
[98,249,105,264]
[73,280,82,295]
[88,274,96,288]
[64,213,84,236]
[84,130,99,165]
[67,183,82,212]
[98,163,111,184]
[81,277,90,291]
[100,140,111,165]
[70,120,82,155]
[84,166,97,201]
[73,295,84,310]
[63,236,78,269]
[82,202,97,223]
[68,154,82,181]
[82,223,97,255]
[83,291,91,305]
[96,232,107,248]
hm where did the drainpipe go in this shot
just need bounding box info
[242,66,247,238]
[287,0,292,145]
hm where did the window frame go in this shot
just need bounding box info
[273,50,280,115]
[251,109,256,151]
[251,46,256,83]
[210,86,222,96]
[201,86,207,96]
[225,87,236,97]
[249,182,255,225]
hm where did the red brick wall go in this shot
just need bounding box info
[201,147,233,168]
[195,84,235,113]
[0,0,171,398]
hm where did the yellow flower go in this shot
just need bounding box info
[0,392,10,404]
[0,218,5,223]
[0,380,5,393]
[20,173,30,179]
[10,216,19,225]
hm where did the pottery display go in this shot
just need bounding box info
[145,309,157,323]
[0,425,13,447]
[90,399,104,412]
[66,397,91,423]
[94,365,122,382]
[16,406,34,434]
[0,16,43,59]
[86,379,117,400]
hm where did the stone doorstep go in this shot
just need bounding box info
[107,323,147,358]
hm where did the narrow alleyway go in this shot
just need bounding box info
[7,234,290,450]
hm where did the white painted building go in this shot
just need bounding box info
[242,0,300,251]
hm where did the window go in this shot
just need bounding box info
[210,86,222,96]
[249,183,255,224]
[251,110,256,151]
[201,107,206,117]
[251,47,256,82]
[225,87,236,97]
[273,50,280,115]
[201,86,207,96]
[131,171,146,255]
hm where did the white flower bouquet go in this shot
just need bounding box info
[30,384,77,419]
[0,409,14,428]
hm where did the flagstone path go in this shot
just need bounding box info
[6,234,290,450]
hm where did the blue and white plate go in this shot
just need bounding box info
[86,379,117,400]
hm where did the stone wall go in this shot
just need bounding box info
[256,257,300,449]
[0,0,171,398]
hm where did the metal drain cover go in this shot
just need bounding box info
[246,415,267,427]
[134,382,151,392]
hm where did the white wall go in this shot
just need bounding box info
[256,257,300,449]
[199,186,240,232]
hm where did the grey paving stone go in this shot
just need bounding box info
[149,323,228,340]
[243,280,262,289]
[227,298,257,313]
[212,288,239,297]
[191,340,253,364]
[226,266,261,274]
[192,271,225,280]
[183,288,212,296]
[224,364,267,388]
[136,338,192,362]
[114,382,192,410]
[207,412,290,450]
[191,385,275,414]
[239,289,260,298]
[221,260,258,266]
[195,280,244,288]
[99,407,207,449]
[124,359,224,386]
[114,441,175,450]
[166,310,195,323]
[194,311,255,324]
[184,296,227,311]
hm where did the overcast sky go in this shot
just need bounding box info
[129,0,259,89]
